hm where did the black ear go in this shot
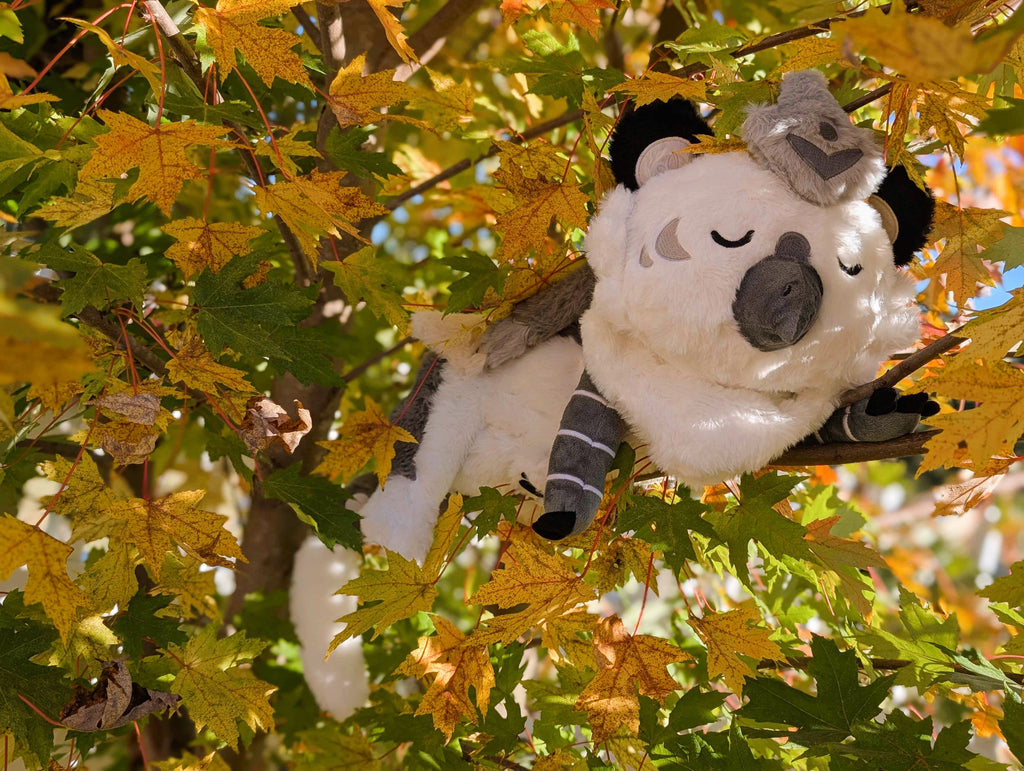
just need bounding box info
[873,164,935,266]
[609,99,713,191]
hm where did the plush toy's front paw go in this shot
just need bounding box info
[816,387,938,444]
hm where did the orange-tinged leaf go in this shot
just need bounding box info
[193,0,312,88]
[81,111,229,216]
[62,18,162,93]
[399,616,495,741]
[955,289,1024,363]
[327,54,417,129]
[315,396,416,487]
[576,615,688,742]
[0,515,92,642]
[609,72,707,107]
[494,172,590,259]
[169,627,276,750]
[90,419,160,465]
[238,396,311,455]
[329,551,437,649]
[933,463,1010,517]
[37,178,117,229]
[776,35,843,73]
[590,536,654,596]
[805,516,887,617]
[365,0,418,64]
[0,73,57,109]
[408,69,477,131]
[688,602,783,695]
[546,0,615,38]
[166,334,256,394]
[423,493,464,580]
[468,525,596,645]
[162,218,264,279]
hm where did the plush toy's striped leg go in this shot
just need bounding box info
[533,371,624,540]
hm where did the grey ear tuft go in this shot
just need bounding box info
[742,69,885,206]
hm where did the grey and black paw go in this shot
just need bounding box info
[816,387,939,444]
[532,479,601,540]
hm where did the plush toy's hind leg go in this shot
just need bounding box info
[809,387,939,444]
[360,372,484,563]
[290,536,369,720]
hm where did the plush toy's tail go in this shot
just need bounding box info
[290,532,369,720]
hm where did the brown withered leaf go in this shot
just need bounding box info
[90,392,161,425]
[91,419,160,465]
[238,396,311,455]
[60,659,180,731]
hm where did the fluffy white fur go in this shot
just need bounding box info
[290,536,370,719]
[358,150,917,559]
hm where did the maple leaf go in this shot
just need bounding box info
[90,418,161,465]
[36,242,147,315]
[777,36,843,73]
[40,455,123,544]
[590,536,655,596]
[576,615,688,742]
[921,358,1024,470]
[36,178,117,230]
[688,602,783,695]
[468,526,596,645]
[162,218,264,279]
[252,171,387,267]
[423,494,465,579]
[166,334,256,394]
[152,553,221,620]
[168,627,276,750]
[62,18,162,93]
[541,608,599,668]
[399,615,495,741]
[609,72,707,107]
[980,559,1024,607]
[494,168,590,259]
[252,127,321,176]
[193,0,312,88]
[739,636,896,745]
[408,69,477,132]
[80,111,229,215]
[0,58,57,109]
[0,515,92,642]
[546,0,615,37]
[802,515,888,617]
[261,465,361,551]
[322,246,409,327]
[365,0,418,64]
[933,457,1014,517]
[328,551,438,650]
[238,395,311,455]
[119,490,246,579]
[955,288,1024,363]
[76,541,138,613]
[315,397,417,487]
[328,54,417,129]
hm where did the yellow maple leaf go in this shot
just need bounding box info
[169,627,276,750]
[162,218,264,278]
[252,127,321,176]
[41,455,124,544]
[925,202,1006,307]
[777,35,843,73]
[62,18,162,93]
[688,602,783,695]
[399,615,495,741]
[468,525,596,645]
[81,110,229,216]
[954,289,1024,363]
[153,553,221,619]
[547,0,615,38]
[591,536,655,596]
[76,541,138,612]
[423,493,465,579]
[921,358,1024,471]
[27,378,83,413]
[329,551,438,650]
[0,72,57,109]
[842,6,992,81]
[119,490,246,579]
[193,0,312,88]
[609,72,707,107]
[0,515,92,642]
[494,167,590,260]
[252,170,387,267]
[315,396,416,487]
[365,0,418,64]
[408,69,477,132]
[166,334,257,393]
[90,418,161,465]
[576,615,688,742]
[37,178,117,229]
[327,54,417,129]
[542,608,599,668]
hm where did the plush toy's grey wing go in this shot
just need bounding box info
[810,387,939,444]
[478,264,596,370]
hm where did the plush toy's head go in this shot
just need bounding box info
[584,71,934,395]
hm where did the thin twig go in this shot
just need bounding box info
[838,332,966,407]
[772,430,939,468]
[343,336,413,382]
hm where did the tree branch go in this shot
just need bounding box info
[772,430,938,467]
[757,655,1024,685]
[839,331,966,407]
[292,5,319,51]
[377,0,485,77]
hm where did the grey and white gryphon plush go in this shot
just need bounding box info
[291,70,937,714]
[352,69,936,559]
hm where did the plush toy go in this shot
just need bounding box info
[351,70,937,562]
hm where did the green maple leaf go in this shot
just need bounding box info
[324,126,403,179]
[265,321,345,386]
[442,252,508,313]
[111,590,188,659]
[739,636,895,746]
[979,559,1024,606]
[464,487,520,536]
[36,242,147,314]
[705,473,812,579]
[193,254,313,359]
[615,491,713,574]
[322,246,408,328]
[262,465,360,551]
[830,713,974,771]
[1001,697,1024,765]
[0,592,66,767]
